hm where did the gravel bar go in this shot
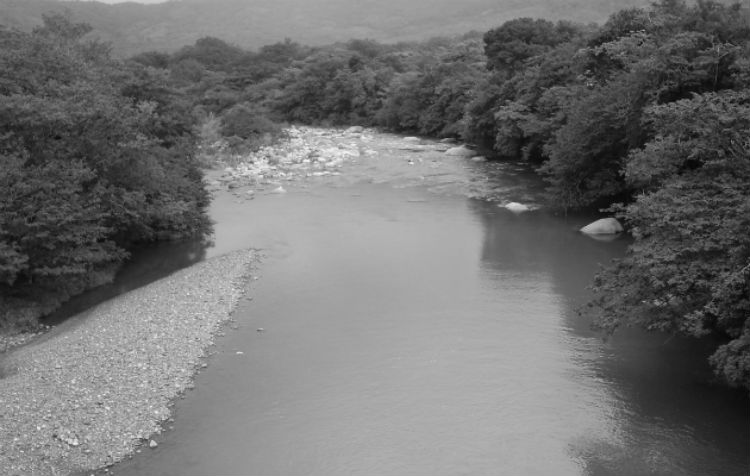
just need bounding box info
[0,249,257,476]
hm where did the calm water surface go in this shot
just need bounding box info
[95,134,748,476]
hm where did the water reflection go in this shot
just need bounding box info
[467,198,750,476]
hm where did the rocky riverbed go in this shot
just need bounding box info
[204,126,481,195]
[0,250,257,476]
[205,125,539,209]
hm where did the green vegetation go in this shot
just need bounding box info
[0,15,211,329]
[1,0,748,390]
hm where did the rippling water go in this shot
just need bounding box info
[93,132,748,476]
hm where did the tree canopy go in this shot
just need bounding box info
[0,15,211,327]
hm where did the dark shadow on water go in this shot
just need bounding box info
[41,239,208,327]
[467,199,750,476]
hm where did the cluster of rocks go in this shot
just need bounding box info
[204,126,492,200]
[205,126,374,198]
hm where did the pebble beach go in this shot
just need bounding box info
[0,249,257,476]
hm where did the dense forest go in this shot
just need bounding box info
[1,0,749,390]
[0,15,211,328]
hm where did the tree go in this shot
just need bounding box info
[588,90,750,389]
[0,15,211,328]
[484,18,580,75]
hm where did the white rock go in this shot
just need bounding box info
[403,136,421,143]
[445,146,475,157]
[270,186,287,194]
[471,156,487,162]
[504,202,531,213]
[149,440,158,449]
[580,218,624,235]
[345,126,363,133]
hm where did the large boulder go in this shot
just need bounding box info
[580,218,623,235]
[504,202,530,213]
[445,145,475,157]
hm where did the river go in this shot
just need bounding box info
[79,129,748,476]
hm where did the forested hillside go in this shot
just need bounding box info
[0,0,647,56]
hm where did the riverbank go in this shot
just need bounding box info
[0,249,257,476]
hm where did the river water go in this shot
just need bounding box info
[93,131,747,475]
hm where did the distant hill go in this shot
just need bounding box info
[0,0,650,56]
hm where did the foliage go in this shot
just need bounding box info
[220,102,283,152]
[588,90,750,389]
[268,48,391,125]
[376,38,486,137]
[483,18,581,74]
[0,15,211,329]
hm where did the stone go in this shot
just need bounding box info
[504,202,530,213]
[471,156,487,162]
[149,440,158,449]
[439,137,457,144]
[270,186,287,194]
[445,146,475,157]
[403,136,421,143]
[345,126,363,134]
[580,217,624,235]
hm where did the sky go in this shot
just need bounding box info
[84,0,170,3]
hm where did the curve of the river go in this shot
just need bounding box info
[88,128,749,476]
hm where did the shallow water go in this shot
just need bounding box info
[90,133,748,476]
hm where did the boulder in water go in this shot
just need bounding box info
[403,136,421,143]
[580,217,623,235]
[445,146,475,157]
[504,202,530,213]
